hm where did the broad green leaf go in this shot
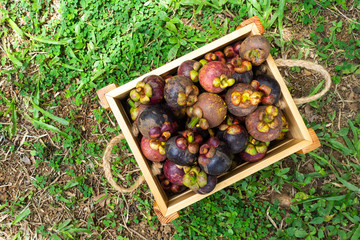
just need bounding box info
[167,44,180,61]
[295,228,307,238]
[342,64,360,75]
[12,207,31,225]
[310,216,324,224]
[31,100,69,125]
[25,32,72,45]
[165,22,178,34]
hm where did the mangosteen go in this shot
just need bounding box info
[276,115,289,140]
[225,83,262,117]
[204,52,225,63]
[239,136,270,162]
[165,130,203,166]
[129,75,164,105]
[164,75,199,117]
[182,166,208,191]
[127,99,150,123]
[196,174,217,195]
[223,46,236,59]
[199,61,235,93]
[163,159,185,186]
[137,104,178,141]
[187,92,227,130]
[251,74,281,105]
[198,137,232,176]
[140,137,166,162]
[226,56,253,84]
[239,35,270,66]
[217,116,248,154]
[245,105,284,142]
[178,60,203,82]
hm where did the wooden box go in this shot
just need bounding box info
[104,22,315,219]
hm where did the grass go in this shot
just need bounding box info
[0,0,359,239]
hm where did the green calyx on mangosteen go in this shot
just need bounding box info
[245,105,284,142]
[182,166,208,191]
[239,136,270,162]
[239,35,270,66]
[199,61,235,93]
[164,75,199,117]
[137,104,178,141]
[225,83,262,117]
[129,75,164,105]
[178,60,203,83]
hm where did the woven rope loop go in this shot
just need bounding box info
[102,133,162,193]
[275,59,332,105]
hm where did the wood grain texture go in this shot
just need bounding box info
[297,128,321,154]
[153,201,179,225]
[96,83,118,110]
[236,15,265,34]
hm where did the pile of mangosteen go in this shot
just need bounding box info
[127,34,289,196]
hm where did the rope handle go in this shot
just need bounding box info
[102,133,162,193]
[275,59,332,105]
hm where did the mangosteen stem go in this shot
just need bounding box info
[127,99,135,108]
[187,116,199,128]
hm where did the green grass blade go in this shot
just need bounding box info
[24,32,72,45]
[29,117,70,138]
[336,176,360,194]
[10,232,21,240]
[57,219,72,231]
[309,80,325,96]
[31,100,69,125]
[62,63,83,72]
[12,207,31,225]
[11,103,17,137]
[348,119,358,142]
[343,135,356,152]
[0,91,11,105]
[325,139,352,155]
[76,68,106,91]
[248,0,262,12]
[7,19,24,38]
[2,45,23,67]
[51,234,62,240]
[351,224,360,240]
[33,79,40,119]
[67,228,92,234]
[294,194,346,205]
